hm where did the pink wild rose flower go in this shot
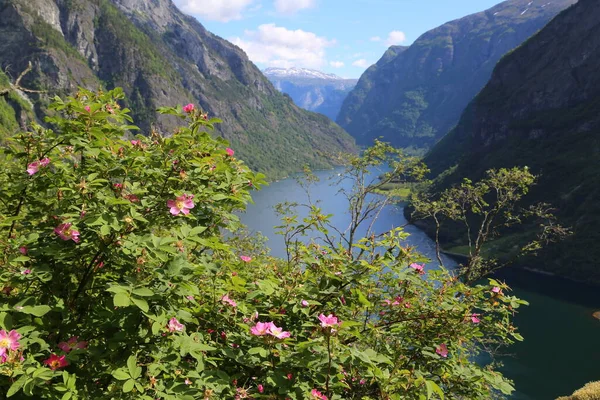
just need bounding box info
[221,294,237,308]
[436,343,449,358]
[183,103,195,113]
[167,194,195,216]
[226,148,235,157]
[84,105,91,113]
[54,223,80,243]
[58,336,88,353]
[26,161,40,175]
[471,313,481,324]
[492,286,503,295]
[26,158,50,176]
[250,322,273,336]
[301,300,309,308]
[258,384,264,393]
[267,324,291,339]
[0,330,21,356]
[21,269,31,275]
[44,354,69,370]
[410,263,425,274]
[168,317,184,332]
[240,255,252,263]
[318,314,340,328]
[18,246,27,255]
[311,389,328,400]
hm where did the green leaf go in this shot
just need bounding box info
[131,297,149,313]
[191,343,217,352]
[132,288,154,297]
[20,305,51,317]
[113,293,130,307]
[189,226,207,236]
[7,374,27,397]
[152,322,162,336]
[353,288,373,307]
[248,347,268,357]
[112,369,130,381]
[106,286,130,294]
[426,380,444,399]
[123,379,135,393]
[100,225,111,236]
[127,356,137,378]
[0,312,13,330]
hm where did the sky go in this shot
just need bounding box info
[172,0,503,78]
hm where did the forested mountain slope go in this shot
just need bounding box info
[337,0,576,151]
[0,0,355,178]
[425,0,600,283]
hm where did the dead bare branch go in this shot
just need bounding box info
[1,61,45,97]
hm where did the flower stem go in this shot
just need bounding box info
[325,332,332,396]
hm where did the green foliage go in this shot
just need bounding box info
[0,95,20,139]
[0,90,525,399]
[0,71,33,140]
[411,167,568,282]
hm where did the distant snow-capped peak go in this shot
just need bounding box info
[263,67,343,80]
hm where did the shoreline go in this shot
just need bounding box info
[440,248,600,288]
[439,249,600,316]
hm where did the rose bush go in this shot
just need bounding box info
[0,88,525,399]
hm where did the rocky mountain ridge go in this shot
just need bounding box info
[0,0,355,179]
[337,0,578,151]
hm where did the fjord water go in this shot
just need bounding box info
[241,168,600,400]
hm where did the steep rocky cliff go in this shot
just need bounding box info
[264,68,357,121]
[337,0,577,151]
[0,0,355,179]
[425,0,600,283]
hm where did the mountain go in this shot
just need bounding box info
[337,0,577,151]
[425,0,600,283]
[0,0,355,179]
[263,67,357,121]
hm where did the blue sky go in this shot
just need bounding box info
[173,0,503,78]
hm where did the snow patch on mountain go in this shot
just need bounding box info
[263,67,344,81]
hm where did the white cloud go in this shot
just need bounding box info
[330,61,344,68]
[274,0,316,14]
[352,59,370,68]
[173,0,255,22]
[386,30,407,46]
[370,36,381,42]
[232,24,335,69]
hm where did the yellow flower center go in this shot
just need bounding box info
[0,338,9,348]
[176,200,184,209]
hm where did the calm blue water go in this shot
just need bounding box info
[241,168,600,400]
